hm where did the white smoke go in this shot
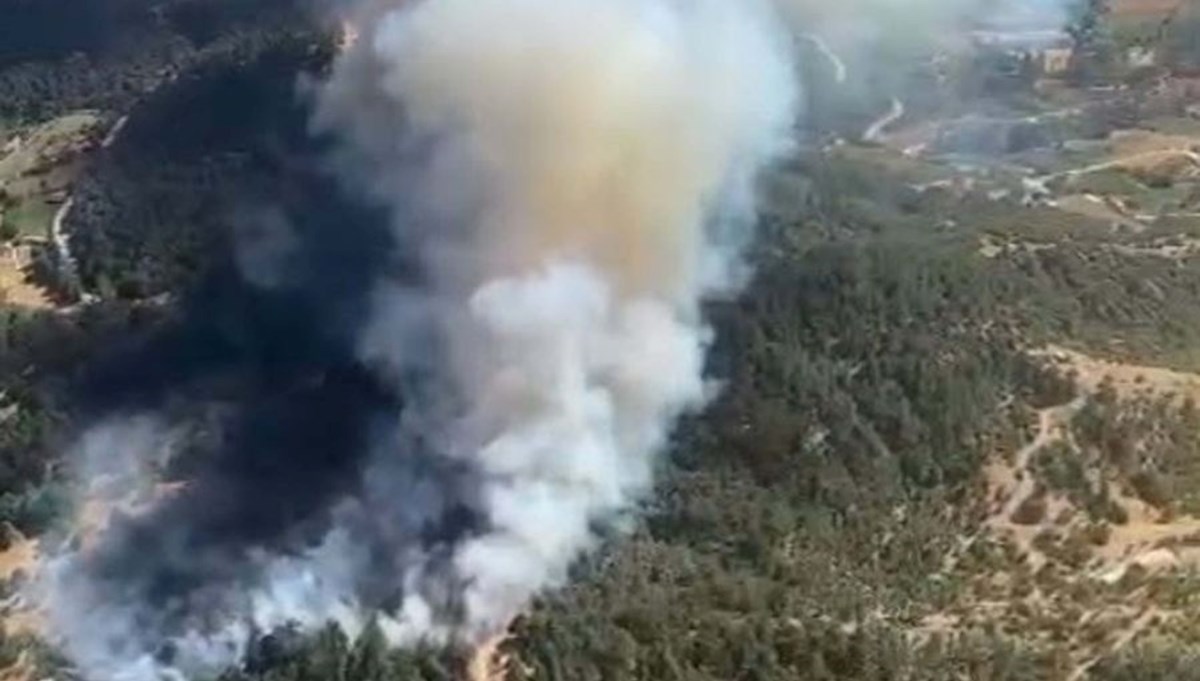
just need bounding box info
[326,0,798,641]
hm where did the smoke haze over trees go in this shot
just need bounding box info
[29,0,801,678]
[6,0,1200,680]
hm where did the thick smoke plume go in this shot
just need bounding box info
[38,0,797,678]
[321,0,797,637]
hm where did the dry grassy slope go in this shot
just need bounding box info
[1110,0,1186,18]
[0,112,109,309]
[920,346,1200,678]
[0,525,40,640]
[0,113,101,199]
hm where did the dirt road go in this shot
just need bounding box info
[999,396,1086,522]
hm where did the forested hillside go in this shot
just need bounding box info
[0,0,309,123]
[181,140,1200,680]
[66,29,336,298]
[0,0,333,530]
[4,1,1200,680]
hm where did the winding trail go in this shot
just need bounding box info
[101,115,128,150]
[997,396,1086,522]
[1025,148,1200,206]
[1066,608,1160,681]
[864,97,904,143]
[1051,149,1200,183]
[46,115,130,305]
[49,197,90,303]
[979,395,1087,576]
[799,33,847,84]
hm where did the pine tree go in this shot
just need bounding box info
[346,619,390,681]
[1066,0,1116,85]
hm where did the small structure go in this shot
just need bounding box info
[968,29,1075,78]
[1127,45,1159,69]
[1043,47,1074,75]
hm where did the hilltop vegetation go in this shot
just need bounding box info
[0,0,333,525]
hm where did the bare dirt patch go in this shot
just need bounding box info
[1037,345,1200,404]
[0,651,35,681]
[0,526,41,639]
[1110,0,1183,18]
[0,245,53,310]
[0,112,110,310]
[467,633,512,681]
[0,534,36,584]
[1109,129,1200,158]
[1053,193,1143,229]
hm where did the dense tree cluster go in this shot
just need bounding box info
[215,623,457,681]
[1067,0,1117,85]
[66,30,336,299]
[0,0,312,125]
[0,3,335,538]
[0,299,163,534]
[1090,644,1200,681]
[1072,386,1200,514]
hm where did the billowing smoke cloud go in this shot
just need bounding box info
[319,0,797,637]
[36,0,797,678]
